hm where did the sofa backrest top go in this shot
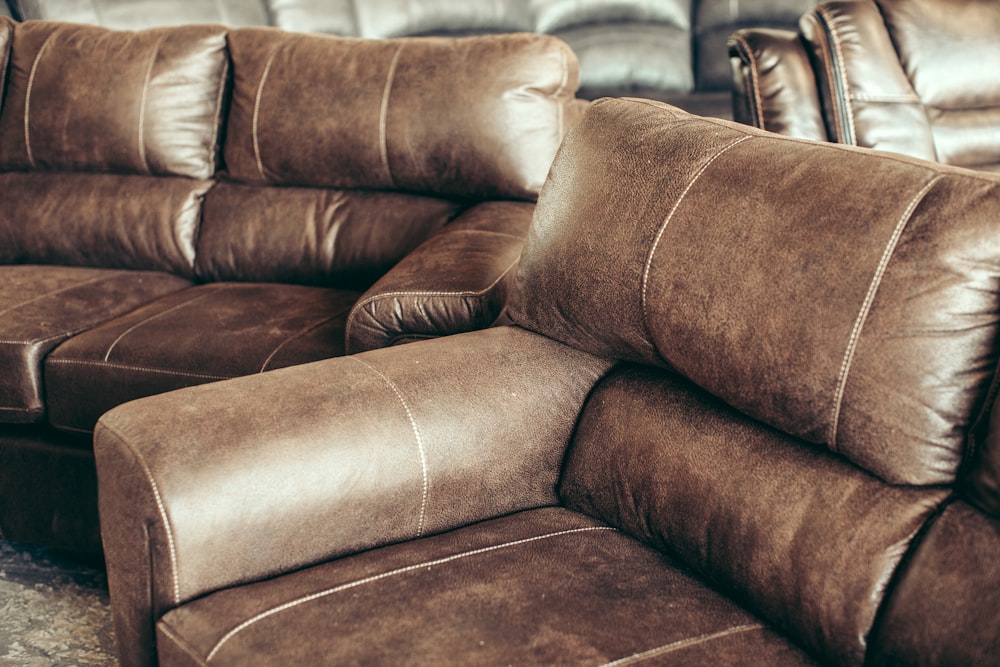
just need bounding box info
[511,97,1000,500]
[800,0,1000,171]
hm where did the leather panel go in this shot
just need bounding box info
[266,0,357,34]
[513,98,1000,485]
[0,173,210,277]
[0,265,191,424]
[223,29,578,199]
[346,201,532,353]
[195,181,460,289]
[799,1,937,159]
[156,508,817,666]
[0,20,228,178]
[866,500,1000,665]
[95,326,612,667]
[10,0,269,26]
[355,0,532,37]
[561,366,949,665]
[727,28,828,140]
[45,282,361,432]
[532,0,691,34]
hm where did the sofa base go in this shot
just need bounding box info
[0,425,101,554]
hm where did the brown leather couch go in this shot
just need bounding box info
[97,99,1000,666]
[0,17,580,553]
[5,0,821,119]
[728,0,1000,171]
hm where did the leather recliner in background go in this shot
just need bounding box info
[728,0,1000,171]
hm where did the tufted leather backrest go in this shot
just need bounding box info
[511,97,1000,490]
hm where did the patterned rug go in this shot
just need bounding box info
[0,540,117,666]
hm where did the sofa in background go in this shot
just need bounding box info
[96,99,1000,666]
[0,17,581,554]
[5,0,821,119]
[728,0,1000,171]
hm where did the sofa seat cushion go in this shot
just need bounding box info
[44,282,361,432]
[0,265,192,425]
[156,507,817,667]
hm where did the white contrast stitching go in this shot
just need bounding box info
[137,35,166,175]
[102,290,214,362]
[24,31,58,168]
[828,175,943,450]
[204,526,616,661]
[599,624,764,666]
[378,44,403,189]
[640,135,753,346]
[252,44,282,181]
[349,356,429,538]
[0,273,111,319]
[258,308,353,373]
[97,420,182,606]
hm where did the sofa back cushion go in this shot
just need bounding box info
[8,0,269,27]
[800,0,1000,170]
[0,20,229,178]
[510,97,1000,488]
[221,29,579,200]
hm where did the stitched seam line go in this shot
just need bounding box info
[46,358,230,381]
[252,44,281,181]
[102,291,214,362]
[0,273,112,319]
[828,175,943,449]
[345,258,519,340]
[817,6,857,144]
[204,526,616,661]
[640,135,753,345]
[137,35,165,175]
[379,44,403,189]
[257,308,353,373]
[599,624,764,667]
[98,421,182,605]
[349,356,429,538]
[24,31,57,168]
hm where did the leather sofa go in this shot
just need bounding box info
[728,0,1000,171]
[4,0,822,119]
[0,17,580,553]
[96,99,1000,666]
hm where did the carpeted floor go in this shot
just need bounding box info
[0,540,117,666]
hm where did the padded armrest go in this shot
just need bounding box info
[95,326,613,667]
[345,201,534,354]
[727,27,828,141]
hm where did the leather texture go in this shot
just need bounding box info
[95,327,613,667]
[345,201,533,353]
[222,29,578,200]
[45,283,362,432]
[732,0,1000,171]
[0,266,191,423]
[156,508,817,666]
[7,0,269,26]
[560,365,947,665]
[727,27,828,139]
[0,20,228,178]
[511,97,1000,487]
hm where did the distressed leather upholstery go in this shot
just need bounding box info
[97,99,1000,666]
[729,0,1000,171]
[5,0,822,119]
[0,17,580,551]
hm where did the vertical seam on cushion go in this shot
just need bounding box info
[102,290,214,362]
[204,525,616,661]
[816,5,856,144]
[828,174,943,450]
[97,421,182,606]
[599,624,764,666]
[137,35,166,175]
[729,33,764,127]
[379,43,403,189]
[257,307,353,373]
[350,356,428,538]
[24,31,57,168]
[640,134,753,346]
[252,43,282,181]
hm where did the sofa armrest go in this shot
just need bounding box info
[95,326,612,667]
[727,27,829,141]
[345,201,533,354]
